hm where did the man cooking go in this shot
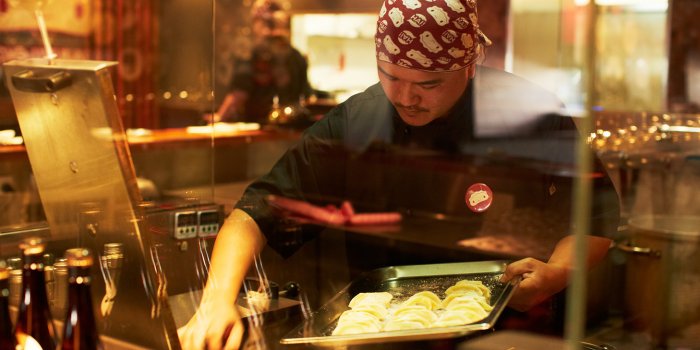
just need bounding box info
[178,0,619,348]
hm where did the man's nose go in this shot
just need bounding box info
[395,83,419,106]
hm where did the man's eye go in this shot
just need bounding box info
[421,84,439,90]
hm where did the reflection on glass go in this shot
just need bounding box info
[51,258,68,321]
[510,0,668,114]
[149,244,168,319]
[194,239,211,291]
[243,255,271,317]
[99,242,124,318]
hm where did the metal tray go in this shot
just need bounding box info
[280,260,520,346]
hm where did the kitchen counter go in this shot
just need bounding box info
[0,125,303,227]
[0,125,302,155]
[127,124,301,150]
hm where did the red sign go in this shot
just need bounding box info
[465,183,493,213]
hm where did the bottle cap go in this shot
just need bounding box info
[6,257,21,270]
[53,259,68,273]
[43,253,55,266]
[19,237,46,256]
[65,248,94,267]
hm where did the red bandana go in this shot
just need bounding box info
[375,0,491,72]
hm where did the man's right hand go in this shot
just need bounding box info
[202,112,223,124]
[178,298,245,350]
[177,210,266,349]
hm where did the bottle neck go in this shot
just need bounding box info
[62,265,100,349]
[0,278,8,311]
[22,253,44,269]
[15,252,55,350]
[0,278,7,297]
[68,266,92,284]
[0,278,10,313]
[18,252,51,317]
[0,281,13,343]
[21,253,46,283]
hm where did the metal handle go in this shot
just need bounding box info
[11,70,72,92]
[615,240,661,258]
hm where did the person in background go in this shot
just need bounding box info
[178,0,619,348]
[213,0,313,124]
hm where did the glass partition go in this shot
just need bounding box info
[0,0,219,348]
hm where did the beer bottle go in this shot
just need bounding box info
[14,237,57,350]
[0,267,16,350]
[60,248,103,350]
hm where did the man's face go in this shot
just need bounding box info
[377,60,473,127]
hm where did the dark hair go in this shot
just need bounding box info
[252,0,284,20]
[251,0,289,31]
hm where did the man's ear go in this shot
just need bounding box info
[467,64,476,79]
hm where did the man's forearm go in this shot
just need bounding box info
[548,235,612,269]
[216,94,236,117]
[202,209,267,303]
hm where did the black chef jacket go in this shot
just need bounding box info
[235,66,621,258]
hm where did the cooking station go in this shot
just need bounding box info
[2,57,699,349]
[0,57,621,349]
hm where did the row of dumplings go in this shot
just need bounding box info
[332,280,493,335]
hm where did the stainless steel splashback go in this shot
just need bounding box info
[3,58,141,239]
[3,58,181,349]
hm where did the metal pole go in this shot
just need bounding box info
[565,0,598,349]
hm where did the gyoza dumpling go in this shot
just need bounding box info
[351,303,389,320]
[336,310,383,327]
[440,291,488,309]
[447,280,491,299]
[383,318,426,332]
[446,300,489,319]
[333,310,382,335]
[332,320,381,335]
[400,291,441,310]
[444,286,484,299]
[392,302,440,329]
[443,295,493,312]
[348,292,393,308]
[431,309,485,328]
[393,305,431,317]
[392,308,437,327]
